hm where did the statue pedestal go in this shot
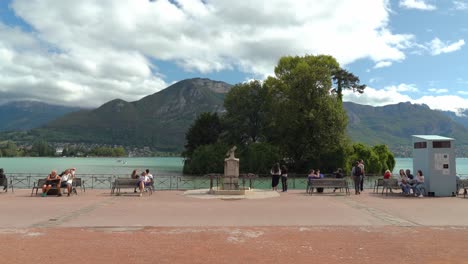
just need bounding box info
[224,157,239,190]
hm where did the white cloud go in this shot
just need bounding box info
[413,95,468,112]
[374,61,393,69]
[399,0,436,10]
[0,0,416,107]
[429,38,465,55]
[428,88,449,94]
[343,86,413,106]
[385,83,419,92]
[453,1,468,10]
[344,84,468,113]
[458,91,468,95]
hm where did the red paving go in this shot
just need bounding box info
[1,189,468,263]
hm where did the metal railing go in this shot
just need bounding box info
[6,172,465,191]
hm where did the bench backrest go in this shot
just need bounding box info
[37,178,47,186]
[383,178,399,188]
[73,177,83,187]
[308,179,347,187]
[114,178,139,187]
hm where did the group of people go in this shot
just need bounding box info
[41,168,76,197]
[131,169,153,196]
[396,169,425,197]
[270,163,288,192]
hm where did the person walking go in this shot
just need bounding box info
[280,165,288,192]
[359,159,365,192]
[270,163,281,191]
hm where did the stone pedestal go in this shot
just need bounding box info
[223,156,239,190]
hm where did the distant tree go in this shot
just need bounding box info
[30,140,54,157]
[1,141,19,157]
[112,147,126,157]
[331,68,366,101]
[183,112,223,159]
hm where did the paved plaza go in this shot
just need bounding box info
[1,189,468,263]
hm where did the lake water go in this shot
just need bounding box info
[0,157,467,176]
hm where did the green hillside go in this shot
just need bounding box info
[344,102,468,156]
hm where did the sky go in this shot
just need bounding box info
[0,0,467,113]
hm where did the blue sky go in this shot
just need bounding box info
[0,0,467,112]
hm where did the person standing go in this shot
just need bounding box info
[280,165,288,192]
[359,159,365,192]
[270,163,281,191]
[352,161,362,195]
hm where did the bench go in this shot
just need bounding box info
[373,178,385,193]
[111,178,152,196]
[31,179,57,196]
[307,179,349,195]
[381,179,401,196]
[31,178,83,196]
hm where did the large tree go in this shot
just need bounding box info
[223,80,270,145]
[265,55,350,171]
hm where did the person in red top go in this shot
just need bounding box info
[383,169,392,179]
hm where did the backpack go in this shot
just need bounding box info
[354,165,362,176]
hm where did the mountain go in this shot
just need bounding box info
[440,109,468,129]
[2,79,467,156]
[38,78,231,151]
[344,102,468,156]
[0,101,81,132]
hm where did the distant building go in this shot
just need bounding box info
[55,147,63,155]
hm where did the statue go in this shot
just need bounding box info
[225,146,237,159]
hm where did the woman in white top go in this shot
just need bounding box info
[413,170,425,197]
[138,171,151,197]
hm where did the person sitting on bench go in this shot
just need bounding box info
[137,171,151,197]
[60,169,74,196]
[42,170,62,197]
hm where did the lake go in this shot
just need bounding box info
[0,157,467,176]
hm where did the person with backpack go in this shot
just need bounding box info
[359,159,365,192]
[352,161,362,195]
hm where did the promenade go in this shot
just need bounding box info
[1,189,468,263]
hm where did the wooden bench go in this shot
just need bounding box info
[31,178,83,196]
[111,178,152,196]
[381,179,401,196]
[307,179,350,195]
[31,179,59,196]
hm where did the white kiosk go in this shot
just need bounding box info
[412,135,457,197]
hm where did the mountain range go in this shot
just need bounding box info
[1,78,467,156]
[0,101,80,132]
